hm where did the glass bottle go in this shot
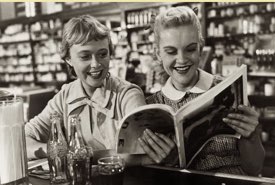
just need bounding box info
[47,111,69,184]
[211,54,223,76]
[67,115,89,185]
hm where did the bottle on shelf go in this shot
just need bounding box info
[269,17,275,33]
[139,11,144,26]
[266,50,273,71]
[211,54,223,76]
[47,111,69,184]
[67,115,90,185]
[134,12,139,26]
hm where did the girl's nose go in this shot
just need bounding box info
[90,56,100,68]
[176,51,185,63]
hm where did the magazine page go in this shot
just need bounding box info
[116,104,175,154]
[174,65,247,168]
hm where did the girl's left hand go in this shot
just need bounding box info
[138,129,177,164]
[223,105,260,138]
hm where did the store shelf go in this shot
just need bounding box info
[0,71,33,74]
[126,24,148,30]
[0,81,34,84]
[0,54,31,59]
[206,33,256,41]
[207,10,275,22]
[248,71,275,78]
[35,70,64,74]
[36,62,64,65]
[0,64,33,67]
[32,27,62,34]
[206,2,252,10]
[0,40,31,45]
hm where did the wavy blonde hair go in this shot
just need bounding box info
[153,6,204,50]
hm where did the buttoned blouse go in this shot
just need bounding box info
[25,75,146,150]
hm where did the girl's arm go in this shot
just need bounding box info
[238,126,265,176]
[223,105,265,176]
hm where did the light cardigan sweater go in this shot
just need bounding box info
[25,75,146,150]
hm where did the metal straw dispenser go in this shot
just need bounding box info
[0,91,28,185]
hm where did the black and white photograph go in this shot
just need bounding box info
[0,2,275,185]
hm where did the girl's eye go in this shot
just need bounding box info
[165,49,177,55]
[186,48,197,52]
[80,54,92,61]
[97,51,108,58]
[186,45,198,52]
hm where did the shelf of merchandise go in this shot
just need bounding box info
[206,2,252,10]
[0,81,35,85]
[207,10,275,22]
[0,40,31,45]
[248,71,275,78]
[205,2,275,45]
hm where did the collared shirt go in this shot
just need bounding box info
[146,69,221,112]
[25,75,146,150]
[161,69,214,101]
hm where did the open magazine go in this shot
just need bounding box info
[115,65,248,168]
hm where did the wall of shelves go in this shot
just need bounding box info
[205,2,275,62]
[0,2,125,89]
[0,18,66,87]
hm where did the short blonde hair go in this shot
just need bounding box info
[60,14,113,60]
[153,6,204,49]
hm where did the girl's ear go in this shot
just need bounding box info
[65,58,72,66]
[155,49,162,65]
[199,45,203,56]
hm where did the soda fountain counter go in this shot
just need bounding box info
[29,165,275,185]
